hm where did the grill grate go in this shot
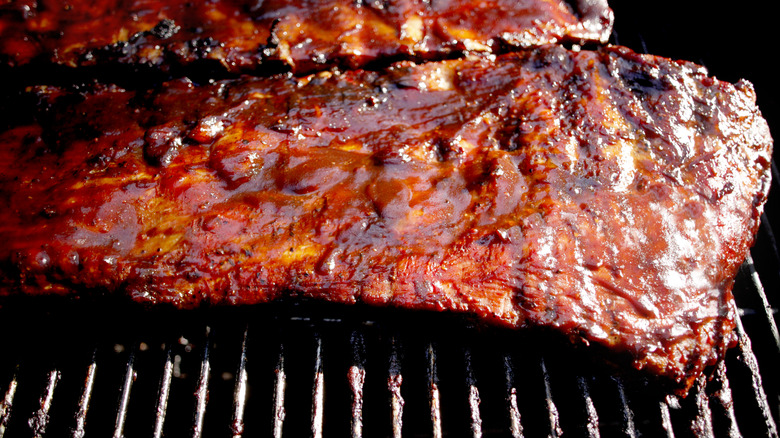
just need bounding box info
[230,327,249,438]
[1,271,778,438]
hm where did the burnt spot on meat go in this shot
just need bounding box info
[144,122,186,166]
[151,19,180,40]
[619,65,669,98]
[497,116,532,152]
[433,137,463,162]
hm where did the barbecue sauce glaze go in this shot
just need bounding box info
[0,46,772,394]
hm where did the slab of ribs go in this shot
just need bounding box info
[0,0,773,394]
[0,0,613,73]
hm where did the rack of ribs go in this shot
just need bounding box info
[0,45,771,394]
[0,0,612,74]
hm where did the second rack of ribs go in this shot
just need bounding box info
[0,0,613,74]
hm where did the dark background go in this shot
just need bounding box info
[609,1,777,140]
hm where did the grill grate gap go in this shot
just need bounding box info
[759,212,780,266]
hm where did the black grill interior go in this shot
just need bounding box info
[2,1,780,437]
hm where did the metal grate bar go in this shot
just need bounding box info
[540,358,562,438]
[577,376,600,438]
[388,336,404,438]
[502,354,523,438]
[311,334,325,438]
[272,343,286,438]
[231,326,250,438]
[0,370,18,438]
[613,376,636,438]
[745,253,780,352]
[691,375,714,438]
[72,351,97,438]
[29,369,60,438]
[113,347,135,438]
[192,327,212,438]
[733,303,779,438]
[426,342,442,438]
[153,345,174,438]
[710,361,742,438]
[463,348,482,438]
[660,395,678,438]
[349,331,366,438]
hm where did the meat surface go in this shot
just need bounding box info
[0,0,612,73]
[0,45,772,393]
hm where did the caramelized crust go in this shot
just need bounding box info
[0,46,772,393]
[0,0,612,73]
